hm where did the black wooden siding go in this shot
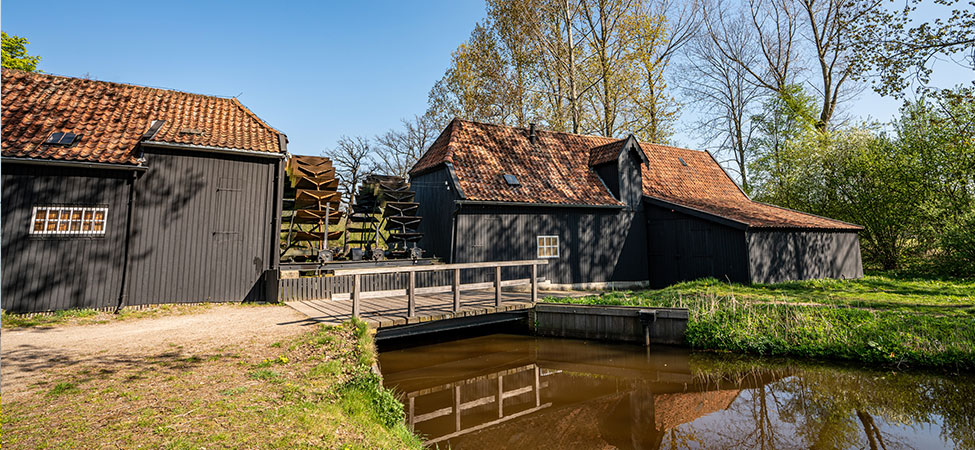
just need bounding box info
[126,148,279,305]
[1,164,131,312]
[411,167,459,261]
[453,205,648,285]
[644,203,749,288]
[747,230,863,283]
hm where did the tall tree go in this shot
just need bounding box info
[849,0,975,96]
[324,136,374,209]
[373,114,440,179]
[681,6,762,191]
[1,32,41,72]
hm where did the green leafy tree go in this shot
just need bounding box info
[1,32,41,72]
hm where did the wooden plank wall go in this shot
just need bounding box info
[411,167,459,261]
[645,204,748,288]
[1,164,131,313]
[747,230,864,283]
[453,205,648,285]
[126,148,279,306]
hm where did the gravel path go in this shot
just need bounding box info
[1,305,314,399]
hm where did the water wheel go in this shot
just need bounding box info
[281,155,344,262]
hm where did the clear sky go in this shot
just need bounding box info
[2,0,971,155]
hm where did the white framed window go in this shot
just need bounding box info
[30,206,108,236]
[537,235,560,258]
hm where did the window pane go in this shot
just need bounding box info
[83,211,93,221]
[48,211,59,221]
[92,221,104,232]
[94,211,105,221]
[82,222,92,231]
[33,220,45,232]
[35,209,46,220]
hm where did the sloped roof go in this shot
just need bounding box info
[413,118,623,206]
[1,69,285,165]
[410,118,861,230]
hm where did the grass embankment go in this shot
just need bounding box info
[546,275,975,370]
[2,320,422,449]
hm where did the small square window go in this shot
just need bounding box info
[537,235,559,259]
[30,206,108,236]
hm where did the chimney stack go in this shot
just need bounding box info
[528,123,538,146]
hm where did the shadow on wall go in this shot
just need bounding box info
[748,231,863,284]
[0,160,206,313]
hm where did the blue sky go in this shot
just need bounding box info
[3,0,971,155]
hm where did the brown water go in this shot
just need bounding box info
[378,333,975,449]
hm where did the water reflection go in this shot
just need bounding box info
[378,334,975,449]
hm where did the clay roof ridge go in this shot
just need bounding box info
[1,69,239,103]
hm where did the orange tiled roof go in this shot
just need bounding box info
[410,118,861,230]
[413,118,622,206]
[1,69,284,165]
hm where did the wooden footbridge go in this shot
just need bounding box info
[285,260,576,329]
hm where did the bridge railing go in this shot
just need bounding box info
[329,259,549,318]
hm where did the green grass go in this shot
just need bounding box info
[3,319,423,449]
[546,275,975,370]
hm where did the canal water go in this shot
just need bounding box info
[379,333,975,449]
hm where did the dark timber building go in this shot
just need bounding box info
[410,119,863,288]
[1,69,286,313]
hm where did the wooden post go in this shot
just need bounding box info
[534,366,541,407]
[408,396,415,428]
[453,268,460,312]
[454,384,462,431]
[407,271,416,317]
[531,264,538,304]
[352,274,361,318]
[497,375,504,418]
[494,265,502,308]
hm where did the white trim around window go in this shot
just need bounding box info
[29,206,108,236]
[537,235,560,258]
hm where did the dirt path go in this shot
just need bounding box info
[1,305,314,399]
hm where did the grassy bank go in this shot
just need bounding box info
[546,275,975,371]
[2,320,422,449]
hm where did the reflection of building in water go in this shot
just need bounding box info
[380,335,786,449]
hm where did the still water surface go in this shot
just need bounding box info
[379,333,975,449]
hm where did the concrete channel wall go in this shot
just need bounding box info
[531,303,689,345]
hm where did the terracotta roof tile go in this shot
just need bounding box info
[410,119,861,230]
[1,69,284,165]
[412,118,621,206]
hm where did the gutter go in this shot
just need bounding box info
[455,199,624,210]
[1,156,147,171]
[140,141,286,159]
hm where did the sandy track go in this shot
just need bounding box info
[1,305,315,398]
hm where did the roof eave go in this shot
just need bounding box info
[456,199,624,209]
[642,196,750,230]
[141,141,286,158]
[1,156,147,171]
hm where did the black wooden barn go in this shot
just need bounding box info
[1,69,286,313]
[410,119,863,288]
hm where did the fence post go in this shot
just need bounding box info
[407,271,416,317]
[352,274,361,318]
[531,264,538,304]
[494,265,502,308]
[453,268,461,312]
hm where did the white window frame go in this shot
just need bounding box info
[29,206,108,236]
[537,235,560,259]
